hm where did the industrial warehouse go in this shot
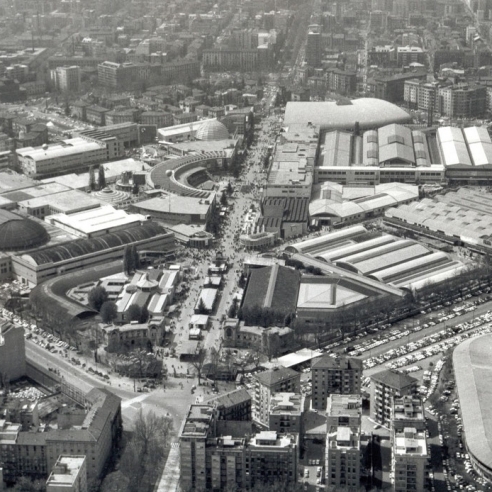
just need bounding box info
[385,187,492,252]
[285,225,466,291]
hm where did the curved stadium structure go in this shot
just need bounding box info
[453,333,492,481]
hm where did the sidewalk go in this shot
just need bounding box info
[154,443,180,492]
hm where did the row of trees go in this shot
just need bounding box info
[238,304,288,327]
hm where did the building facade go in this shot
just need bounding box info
[251,367,301,427]
[311,356,362,411]
[370,369,418,426]
[326,394,362,492]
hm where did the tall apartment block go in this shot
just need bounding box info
[370,369,418,426]
[179,405,218,492]
[391,396,428,492]
[311,355,362,410]
[306,25,322,68]
[251,367,300,426]
[325,394,362,492]
[50,66,81,92]
[0,320,26,382]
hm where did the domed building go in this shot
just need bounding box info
[0,210,49,251]
[195,119,230,141]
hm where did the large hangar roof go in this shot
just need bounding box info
[283,98,412,130]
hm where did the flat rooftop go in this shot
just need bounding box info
[46,455,86,487]
[19,189,103,213]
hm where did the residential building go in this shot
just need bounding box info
[396,47,426,66]
[391,397,427,492]
[179,404,218,491]
[306,26,322,67]
[268,392,304,434]
[50,66,81,92]
[370,369,418,426]
[326,394,362,492]
[327,69,357,95]
[204,431,298,491]
[374,71,427,103]
[392,426,428,492]
[0,319,26,382]
[202,49,259,71]
[311,355,362,410]
[97,62,151,91]
[46,455,87,492]
[251,367,301,426]
[206,388,252,421]
[0,389,121,485]
[438,83,487,118]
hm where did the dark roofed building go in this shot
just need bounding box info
[0,210,49,251]
[252,367,301,426]
[206,388,252,421]
[258,197,310,239]
[370,369,418,425]
[311,355,362,410]
[242,265,301,316]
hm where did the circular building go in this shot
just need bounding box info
[195,119,229,141]
[0,210,49,251]
[283,98,412,132]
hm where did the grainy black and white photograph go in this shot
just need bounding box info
[0,0,490,491]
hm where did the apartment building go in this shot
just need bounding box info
[0,389,121,485]
[370,369,418,426]
[0,320,25,382]
[46,455,87,492]
[326,394,362,492]
[50,66,81,92]
[268,392,304,434]
[311,355,362,411]
[202,49,259,71]
[97,62,151,91]
[180,405,218,492]
[438,83,487,118]
[206,388,252,421]
[251,367,301,426]
[204,431,298,491]
[391,396,428,492]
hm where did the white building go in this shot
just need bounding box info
[51,66,81,92]
[46,455,87,492]
[16,138,109,177]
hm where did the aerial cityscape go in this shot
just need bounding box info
[0,0,492,490]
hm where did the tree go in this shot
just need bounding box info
[98,165,106,189]
[139,305,149,324]
[227,181,233,195]
[197,298,208,315]
[127,304,142,322]
[120,409,173,492]
[88,286,109,312]
[12,477,46,492]
[123,245,135,275]
[220,191,228,207]
[88,165,96,191]
[190,348,207,384]
[100,301,117,324]
[131,244,140,270]
[132,182,139,195]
